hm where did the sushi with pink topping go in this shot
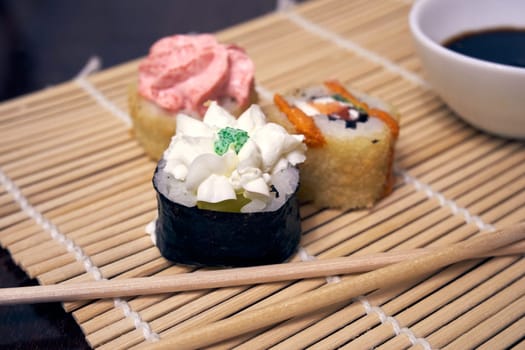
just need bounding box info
[129,34,257,160]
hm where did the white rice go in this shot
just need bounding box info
[292,85,388,140]
[154,159,299,213]
[314,116,384,139]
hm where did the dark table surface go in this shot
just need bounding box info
[0,246,90,349]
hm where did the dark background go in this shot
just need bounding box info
[0,0,283,102]
[0,1,291,348]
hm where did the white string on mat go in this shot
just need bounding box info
[398,168,496,232]
[276,0,296,12]
[298,247,341,284]
[255,84,274,102]
[278,1,431,90]
[74,56,132,127]
[75,55,102,80]
[355,296,434,350]
[0,168,160,342]
[394,0,417,5]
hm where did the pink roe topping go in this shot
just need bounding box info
[138,34,255,116]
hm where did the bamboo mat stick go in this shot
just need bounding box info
[0,89,88,124]
[386,84,431,108]
[426,279,525,349]
[0,111,102,150]
[64,255,176,314]
[274,252,505,349]
[12,141,140,188]
[309,191,430,257]
[0,173,151,245]
[295,261,474,350]
[397,112,459,151]
[370,256,524,350]
[460,295,524,348]
[408,136,505,180]
[0,228,523,305]
[239,278,420,350]
[398,95,443,124]
[289,257,511,350]
[342,266,524,350]
[401,55,423,73]
[399,124,473,166]
[477,315,525,350]
[135,223,525,350]
[8,147,143,203]
[3,111,122,155]
[398,106,446,132]
[27,226,150,277]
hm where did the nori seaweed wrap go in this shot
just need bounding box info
[153,166,302,266]
[152,102,306,267]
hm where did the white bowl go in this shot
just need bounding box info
[409,0,525,139]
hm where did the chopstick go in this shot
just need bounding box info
[0,224,524,306]
[139,223,525,349]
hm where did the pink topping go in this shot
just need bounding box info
[138,34,255,116]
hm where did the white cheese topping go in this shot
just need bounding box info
[162,102,306,212]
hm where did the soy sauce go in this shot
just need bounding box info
[443,27,525,68]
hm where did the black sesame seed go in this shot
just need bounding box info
[358,112,369,123]
[372,139,379,144]
[270,185,280,198]
[345,120,357,129]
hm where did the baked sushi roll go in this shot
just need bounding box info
[129,34,257,160]
[268,80,399,210]
[153,102,306,267]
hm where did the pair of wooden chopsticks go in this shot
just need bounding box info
[138,223,524,349]
[0,227,524,305]
[0,223,523,349]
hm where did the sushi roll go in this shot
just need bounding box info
[152,102,306,267]
[129,34,257,160]
[268,80,399,210]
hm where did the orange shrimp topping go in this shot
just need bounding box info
[274,94,326,147]
[368,108,399,139]
[324,80,369,111]
[309,101,350,119]
[324,80,399,139]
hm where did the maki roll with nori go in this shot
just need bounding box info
[153,102,306,267]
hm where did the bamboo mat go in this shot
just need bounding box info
[1,0,524,348]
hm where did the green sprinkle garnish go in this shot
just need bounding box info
[332,94,348,103]
[332,93,366,113]
[214,127,249,156]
